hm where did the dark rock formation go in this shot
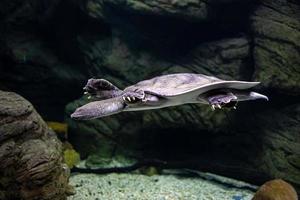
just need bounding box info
[0,90,72,200]
[0,0,90,120]
[82,0,210,21]
[0,0,255,120]
[251,0,300,94]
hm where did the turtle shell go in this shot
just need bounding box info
[124,73,260,98]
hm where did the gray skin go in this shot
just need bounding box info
[71,73,268,120]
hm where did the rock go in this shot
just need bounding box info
[173,37,251,80]
[85,154,137,169]
[82,0,255,23]
[0,90,72,200]
[253,179,298,200]
[0,31,87,120]
[176,102,300,193]
[0,1,90,120]
[249,103,300,191]
[251,0,300,95]
[84,0,210,22]
[0,0,61,25]
[64,148,81,169]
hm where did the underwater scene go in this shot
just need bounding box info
[0,0,299,199]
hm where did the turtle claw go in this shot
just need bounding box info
[211,105,216,111]
[208,92,238,111]
[122,89,146,105]
[123,95,142,104]
[211,104,222,111]
[210,102,237,111]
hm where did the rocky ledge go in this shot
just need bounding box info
[0,90,72,200]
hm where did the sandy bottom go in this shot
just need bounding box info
[68,172,255,200]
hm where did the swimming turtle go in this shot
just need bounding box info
[71,73,268,120]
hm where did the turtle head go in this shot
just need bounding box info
[71,97,125,120]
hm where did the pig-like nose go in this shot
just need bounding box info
[71,107,90,120]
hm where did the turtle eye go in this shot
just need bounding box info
[84,85,99,95]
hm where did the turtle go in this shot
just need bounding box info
[71,73,268,120]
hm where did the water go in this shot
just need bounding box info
[0,0,299,199]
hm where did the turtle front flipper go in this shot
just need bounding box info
[71,97,125,120]
[122,88,146,104]
[83,78,123,100]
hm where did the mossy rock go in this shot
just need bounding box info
[64,149,81,169]
[85,154,137,168]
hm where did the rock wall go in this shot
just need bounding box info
[0,0,90,120]
[65,0,300,192]
[0,0,299,194]
[0,90,72,200]
[251,0,300,94]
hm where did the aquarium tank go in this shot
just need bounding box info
[0,0,299,200]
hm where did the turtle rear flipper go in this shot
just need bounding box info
[204,90,268,110]
[84,78,123,100]
[71,96,125,120]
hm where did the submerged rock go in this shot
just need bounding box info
[0,0,91,120]
[249,103,300,191]
[253,179,298,200]
[251,0,300,94]
[84,0,210,21]
[0,90,72,200]
[0,31,87,120]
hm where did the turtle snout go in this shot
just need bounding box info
[71,107,92,120]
